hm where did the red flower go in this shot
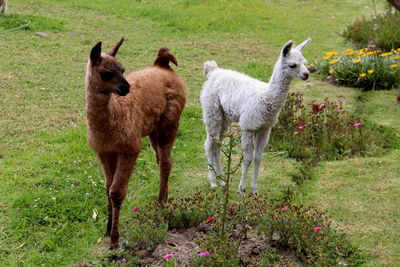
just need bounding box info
[207,216,216,222]
[354,28,360,33]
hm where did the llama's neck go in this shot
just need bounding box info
[85,72,113,131]
[265,59,292,104]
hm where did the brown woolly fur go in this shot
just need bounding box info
[85,38,186,250]
[154,47,178,70]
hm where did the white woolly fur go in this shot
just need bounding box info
[201,38,312,194]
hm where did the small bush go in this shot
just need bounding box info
[341,13,400,51]
[316,48,400,90]
[270,93,398,163]
[258,203,364,266]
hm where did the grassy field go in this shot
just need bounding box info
[0,0,399,266]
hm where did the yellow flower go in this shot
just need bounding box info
[367,70,374,74]
[325,51,338,57]
[353,59,361,63]
[329,69,335,75]
[345,49,354,53]
[346,51,355,56]
[324,56,331,60]
[393,56,400,60]
[389,64,398,68]
[366,51,378,56]
[359,73,366,78]
[329,59,339,65]
[380,52,393,57]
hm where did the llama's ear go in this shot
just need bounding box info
[296,38,312,52]
[90,42,102,66]
[109,38,124,57]
[282,40,293,58]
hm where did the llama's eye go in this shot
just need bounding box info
[100,71,115,81]
[289,63,297,68]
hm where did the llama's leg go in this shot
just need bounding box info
[215,119,230,186]
[238,130,254,194]
[99,152,118,237]
[109,152,138,249]
[157,144,173,205]
[205,134,219,188]
[251,128,271,195]
[203,101,224,188]
[149,132,160,165]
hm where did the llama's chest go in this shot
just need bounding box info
[237,99,283,130]
[87,122,137,153]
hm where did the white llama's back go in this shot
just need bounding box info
[201,68,268,124]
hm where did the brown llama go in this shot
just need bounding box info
[85,38,186,249]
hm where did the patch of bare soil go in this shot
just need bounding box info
[133,223,302,267]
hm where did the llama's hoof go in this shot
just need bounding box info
[237,186,246,195]
[210,183,218,188]
[219,180,226,187]
[109,242,120,250]
[251,191,259,197]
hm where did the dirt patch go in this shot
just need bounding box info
[138,226,203,266]
[131,223,301,267]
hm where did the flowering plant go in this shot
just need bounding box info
[270,93,397,163]
[316,47,400,90]
[341,13,400,52]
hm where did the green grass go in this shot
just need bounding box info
[0,0,399,266]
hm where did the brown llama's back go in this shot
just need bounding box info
[118,66,185,136]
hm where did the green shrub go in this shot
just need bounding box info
[316,48,400,90]
[270,93,398,163]
[258,203,365,266]
[341,13,400,51]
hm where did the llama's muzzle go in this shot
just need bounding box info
[115,84,130,96]
[300,73,309,81]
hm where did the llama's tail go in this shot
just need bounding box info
[153,47,178,70]
[203,60,218,77]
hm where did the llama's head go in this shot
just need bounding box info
[88,38,131,96]
[280,38,312,81]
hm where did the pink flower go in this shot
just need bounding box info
[164,253,174,259]
[199,251,210,257]
[295,98,302,103]
[298,126,305,130]
[354,28,360,33]
[354,122,362,127]
[336,109,342,113]
[281,207,288,211]
[207,216,216,223]
[131,206,140,212]
[338,99,344,104]
[314,227,322,231]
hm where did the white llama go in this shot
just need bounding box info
[201,38,311,194]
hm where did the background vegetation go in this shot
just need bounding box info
[0,0,399,266]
